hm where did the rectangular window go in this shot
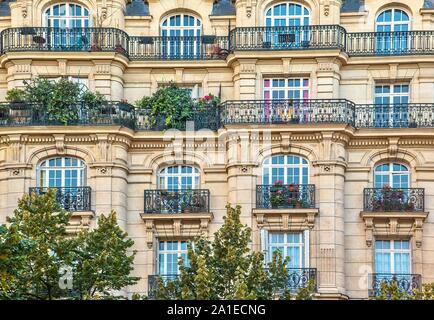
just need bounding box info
[158,240,189,276]
[374,240,411,274]
[267,232,306,268]
[373,83,410,128]
[263,78,309,101]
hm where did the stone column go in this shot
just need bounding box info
[232,59,258,100]
[315,58,341,99]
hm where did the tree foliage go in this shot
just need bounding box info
[152,204,315,300]
[374,280,434,300]
[0,190,138,300]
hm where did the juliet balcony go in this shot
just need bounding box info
[368,273,422,297]
[29,186,93,233]
[363,188,425,212]
[253,183,318,230]
[140,190,213,244]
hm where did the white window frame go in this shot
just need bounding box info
[37,157,86,188]
[374,239,412,274]
[44,3,90,28]
[157,240,189,276]
[373,163,410,189]
[262,155,309,185]
[158,165,201,190]
[375,8,411,32]
[264,2,310,27]
[374,83,410,104]
[262,230,309,268]
[263,78,310,101]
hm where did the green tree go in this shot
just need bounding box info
[69,211,140,299]
[0,191,139,300]
[152,204,315,300]
[374,280,434,300]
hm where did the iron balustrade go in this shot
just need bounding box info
[0,101,136,129]
[128,35,229,60]
[354,104,434,128]
[29,186,91,212]
[229,25,346,51]
[1,27,129,55]
[220,99,356,125]
[347,31,434,56]
[256,184,315,209]
[363,188,425,212]
[144,189,210,214]
[368,273,422,297]
[147,268,316,298]
[147,274,178,299]
[135,102,221,131]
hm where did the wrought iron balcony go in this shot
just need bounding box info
[354,104,434,128]
[368,273,422,297]
[347,31,434,56]
[363,188,425,212]
[256,184,315,209]
[29,187,91,212]
[128,35,229,60]
[144,189,210,214]
[220,99,355,125]
[147,274,178,299]
[0,101,136,129]
[1,27,129,55]
[229,25,346,51]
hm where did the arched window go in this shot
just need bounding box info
[374,163,409,189]
[262,155,309,185]
[265,2,310,27]
[37,157,86,188]
[44,3,90,28]
[375,8,410,53]
[158,165,200,189]
[160,13,202,57]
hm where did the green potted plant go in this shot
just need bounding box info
[270,180,285,208]
[5,88,27,109]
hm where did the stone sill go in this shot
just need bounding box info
[360,211,429,220]
[140,212,214,222]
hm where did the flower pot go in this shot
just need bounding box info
[295,203,301,209]
[91,44,102,52]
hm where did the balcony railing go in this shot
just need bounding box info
[29,187,91,212]
[128,35,229,60]
[368,273,422,297]
[363,188,425,212]
[355,104,434,128]
[347,31,434,56]
[148,268,316,298]
[256,184,315,209]
[144,189,210,214]
[1,27,129,55]
[0,101,136,129]
[230,25,346,51]
[220,99,355,125]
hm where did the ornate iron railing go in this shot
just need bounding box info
[128,35,229,60]
[347,31,434,56]
[368,273,422,297]
[135,102,220,131]
[363,188,424,212]
[147,274,178,299]
[256,184,315,209]
[29,187,91,212]
[0,27,129,55]
[0,101,136,129]
[355,104,434,128]
[144,189,210,214]
[230,25,346,51]
[220,99,355,125]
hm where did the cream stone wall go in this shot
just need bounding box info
[0,0,433,300]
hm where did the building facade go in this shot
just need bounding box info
[0,0,434,299]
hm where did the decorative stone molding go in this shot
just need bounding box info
[53,134,65,154]
[253,208,319,231]
[360,211,429,248]
[65,211,95,234]
[140,213,214,248]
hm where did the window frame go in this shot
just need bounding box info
[264,2,310,27]
[157,165,201,190]
[37,157,86,188]
[265,230,310,268]
[373,163,410,189]
[157,240,189,276]
[262,154,309,185]
[263,78,310,101]
[374,239,412,274]
[375,8,411,33]
[44,3,90,29]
